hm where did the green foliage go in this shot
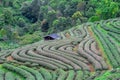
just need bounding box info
[72,11,82,20]
[0,14,4,27]
[13,0,25,9]
[2,0,14,7]
[88,16,100,22]
[0,0,120,49]
[0,42,19,50]
[52,17,70,31]
[95,69,120,80]
[2,63,35,80]
[19,31,42,45]
[5,72,16,80]
[39,67,52,80]
[21,0,40,23]
[41,19,49,32]
[17,18,26,27]
[47,10,56,21]
[56,69,66,80]
[75,70,83,80]
[2,8,14,25]
[95,0,119,19]
[20,66,44,80]
[57,1,66,14]
[0,28,7,37]
[66,70,75,80]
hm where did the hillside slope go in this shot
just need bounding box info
[0,18,120,80]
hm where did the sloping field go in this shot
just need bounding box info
[0,18,120,80]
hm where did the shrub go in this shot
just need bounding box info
[19,31,42,45]
[88,16,100,22]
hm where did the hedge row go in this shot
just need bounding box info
[2,63,35,80]
[0,67,22,80]
[84,38,108,70]
[92,22,120,68]
[95,68,120,80]
[108,32,120,43]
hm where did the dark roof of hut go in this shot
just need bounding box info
[44,33,61,40]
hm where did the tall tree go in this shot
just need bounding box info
[21,0,41,23]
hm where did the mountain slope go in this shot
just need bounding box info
[0,18,120,80]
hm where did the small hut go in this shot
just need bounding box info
[44,33,61,40]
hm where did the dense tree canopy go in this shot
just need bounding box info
[0,0,120,47]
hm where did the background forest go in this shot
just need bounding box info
[0,0,120,49]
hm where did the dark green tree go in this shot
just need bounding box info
[95,0,119,19]
[2,8,14,25]
[21,0,41,23]
[41,19,49,32]
[52,17,71,32]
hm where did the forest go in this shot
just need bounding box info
[0,0,120,49]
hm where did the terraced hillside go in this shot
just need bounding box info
[0,18,120,80]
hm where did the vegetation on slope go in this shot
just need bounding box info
[0,0,120,79]
[0,18,120,79]
[0,0,120,49]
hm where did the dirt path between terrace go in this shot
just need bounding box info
[7,56,14,61]
[88,63,94,72]
[65,32,70,38]
[88,27,112,70]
